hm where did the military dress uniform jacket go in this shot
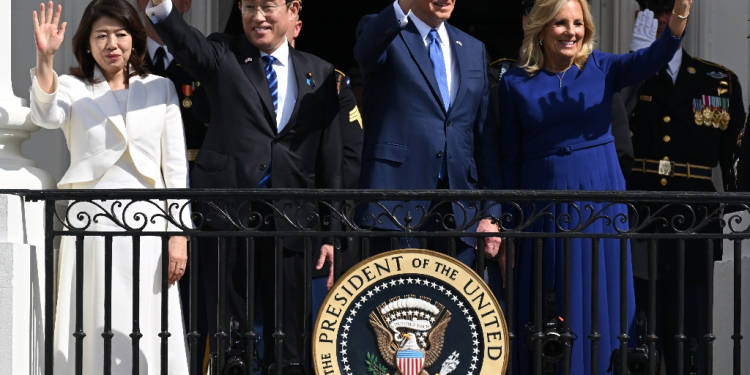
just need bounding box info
[144,52,210,163]
[624,50,746,281]
[625,50,745,192]
[335,70,364,189]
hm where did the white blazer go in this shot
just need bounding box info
[30,66,191,230]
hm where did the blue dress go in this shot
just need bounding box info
[498,30,683,375]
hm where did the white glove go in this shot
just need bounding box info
[630,9,658,52]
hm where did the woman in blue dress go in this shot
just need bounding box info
[497,0,692,373]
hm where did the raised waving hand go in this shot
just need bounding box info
[669,0,692,38]
[34,2,66,57]
[33,2,66,94]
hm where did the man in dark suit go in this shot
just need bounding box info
[354,0,502,266]
[622,1,746,373]
[137,0,211,368]
[146,0,342,369]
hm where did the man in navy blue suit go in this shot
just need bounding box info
[354,0,503,265]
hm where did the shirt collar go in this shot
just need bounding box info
[667,48,682,76]
[409,14,449,47]
[260,37,290,67]
[146,37,170,62]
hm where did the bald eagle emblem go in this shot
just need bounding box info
[369,296,457,375]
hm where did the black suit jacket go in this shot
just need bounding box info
[152,9,343,250]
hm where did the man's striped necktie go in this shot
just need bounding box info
[258,55,278,188]
[263,55,279,116]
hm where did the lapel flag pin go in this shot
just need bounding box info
[456,41,463,46]
[306,72,315,87]
[245,58,253,63]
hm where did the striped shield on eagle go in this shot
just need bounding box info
[397,348,425,375]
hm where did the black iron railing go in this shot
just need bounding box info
[11,189,749,375]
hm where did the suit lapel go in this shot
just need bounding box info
[235,37,277,129]
[90,67,127,141]
[446,23,464,114]
[400,18,445,112]
[669,51,705,109]
[280,47,311,137]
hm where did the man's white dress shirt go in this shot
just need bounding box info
[392,0,459,105]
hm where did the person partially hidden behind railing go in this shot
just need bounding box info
[30,0,191,373]
[495,0,692,373]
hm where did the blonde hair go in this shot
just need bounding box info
[517,0,596,75]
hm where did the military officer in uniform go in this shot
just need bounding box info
[285,0,363,323]
[622,1,746,373]
[137,0,211,370]
[283,0,362,190]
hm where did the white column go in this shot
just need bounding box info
[1,0,56,374]
[3,0,56,189]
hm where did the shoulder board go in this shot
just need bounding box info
[334,69,346,77]
[489,58,516,67]
[694,58,734,74]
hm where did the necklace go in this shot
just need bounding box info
[556,68,569,88]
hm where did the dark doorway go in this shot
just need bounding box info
[224,1,525,75]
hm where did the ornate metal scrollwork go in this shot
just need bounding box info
[38,191,750,237]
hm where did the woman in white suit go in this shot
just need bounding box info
[30,0,190,373]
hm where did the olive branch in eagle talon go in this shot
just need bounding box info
[366,352,389,375]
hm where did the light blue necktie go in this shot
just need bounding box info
[258,55,278,188]
[427,29,450,112]
[428,29,449,180]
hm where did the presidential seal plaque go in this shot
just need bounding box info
[313,250,509,375]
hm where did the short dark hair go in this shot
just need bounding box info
[69,0,148,84]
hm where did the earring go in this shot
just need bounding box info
[132,47,136,52]
[538,40,543,47]
[86,49,90,53]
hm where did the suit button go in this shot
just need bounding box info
[436,151,444,158]
[663,135,671,143]
[663,116,671,123]
[259,164,267,171]
[661,178,668,186]
[446,121,452,127]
